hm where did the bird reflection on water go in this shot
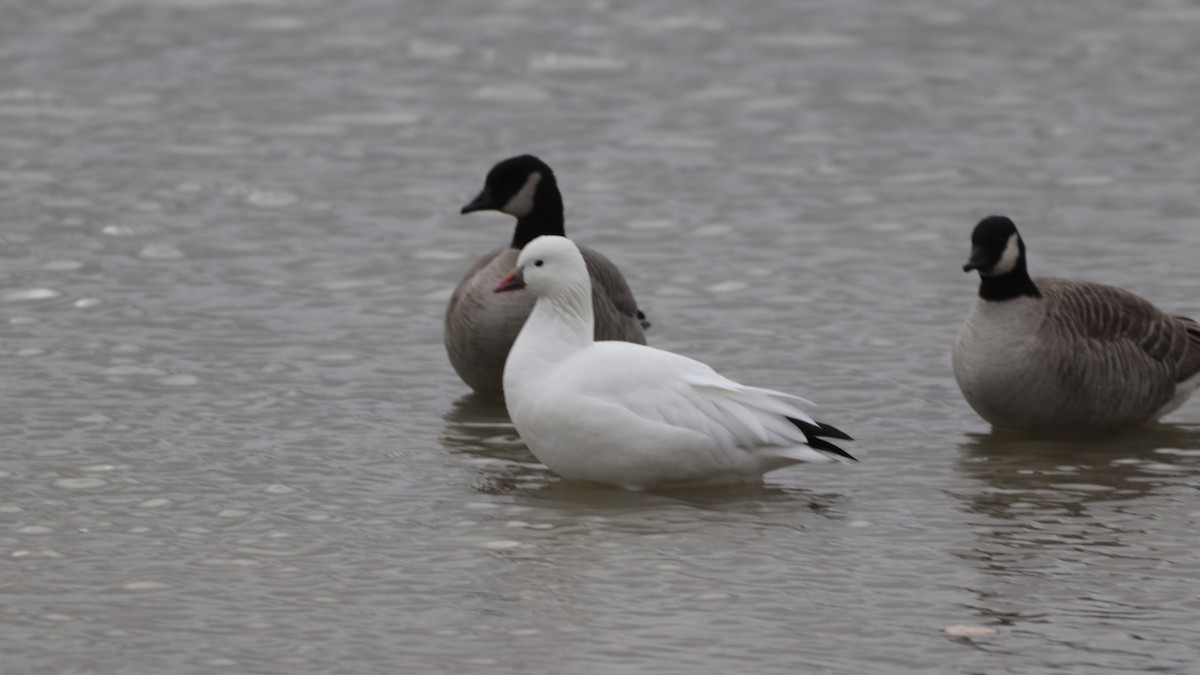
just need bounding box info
[957,424,1200,520]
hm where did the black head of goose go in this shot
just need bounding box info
[953,215,1200,432]
[444,155,649,398]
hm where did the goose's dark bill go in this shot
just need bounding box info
[461,187,498,214]
[961,215,1020,275]
[962,247,990,272]
[493,268,526,293]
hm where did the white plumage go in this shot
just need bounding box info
[495,235,855,490]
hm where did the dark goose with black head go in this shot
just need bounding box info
[953,215,1200,431]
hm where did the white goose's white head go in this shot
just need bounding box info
[493,235,591,302]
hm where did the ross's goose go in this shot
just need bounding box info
[954,215,1200,431]
[495,235,855,489]
[445,155,648,397]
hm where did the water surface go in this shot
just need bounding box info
[2,0,1200,672]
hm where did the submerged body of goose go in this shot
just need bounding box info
[953,215,1200,432]
[495,235,854,490]
[445,155,647,397]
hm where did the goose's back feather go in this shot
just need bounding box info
[580,248,648,342]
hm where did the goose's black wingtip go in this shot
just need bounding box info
[815,421,853,441]
[788,417,858,462]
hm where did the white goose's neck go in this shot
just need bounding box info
[504,285,593,396]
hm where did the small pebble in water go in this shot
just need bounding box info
[943,625,999,637]
[53,477,107,489]
[477,540,521,550]
[123,581,170,591]
[2,288,62,302]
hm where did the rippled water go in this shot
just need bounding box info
[3,0,1200,672]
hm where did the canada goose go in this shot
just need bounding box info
[495,235,854,489]
[445,155,648,397]
[953,215,1200,431]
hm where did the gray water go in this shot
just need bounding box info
[3,0,1200,672]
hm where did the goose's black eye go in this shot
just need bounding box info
[534,260,544,267]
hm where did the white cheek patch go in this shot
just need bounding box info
[500,172,542,218]
[982,233,1021,276]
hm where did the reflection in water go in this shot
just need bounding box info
[951,425,1200,658]
[957,424,1200,519]
[520,478,847,518]
[439,393,555,494]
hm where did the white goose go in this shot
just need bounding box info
[495,235,855,490]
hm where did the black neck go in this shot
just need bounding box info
[511,181,565,250]
[978,259,1041,301]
